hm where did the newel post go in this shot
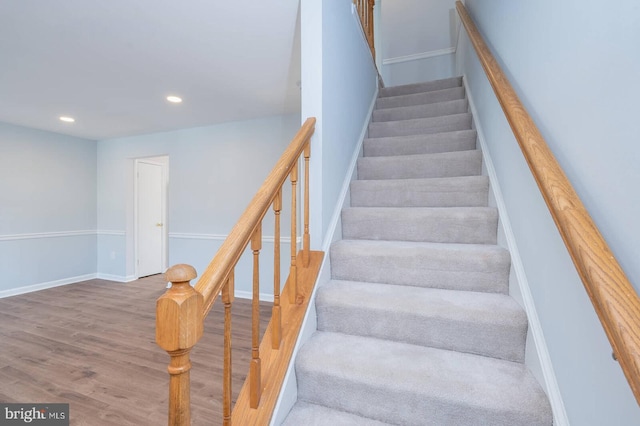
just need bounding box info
[156,264,203,426]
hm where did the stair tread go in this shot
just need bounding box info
[342,206,498,244]
[378,76,463,98]
[333,237,509,256]
[330,239,510,293]
[296,331,552,426]
[368,112,471,126]
[363,129,477,156]
[353,175,488,186]
[317,280,527,361]
[367,112,472,138]
[358,149,482,180]
[351,176,489,207]
[341,205,498,215]
[372,98,468,122]
[360,148,479,161]
[376,86,466,109]
[283,401,392,426]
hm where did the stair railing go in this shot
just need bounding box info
[354,0,375,59]
[456,1,640,404]
[156,118,322,425]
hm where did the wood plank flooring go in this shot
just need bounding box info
[0,275,271,425]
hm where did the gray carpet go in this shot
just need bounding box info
[281,76,552,425]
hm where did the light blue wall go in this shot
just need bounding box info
[380,0,458,86]
[458,1,640,424]
[301,0,378,249]
[0,122,97,292]
[97,114,300,294]
[321,0,379,242]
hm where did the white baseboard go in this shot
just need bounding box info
[234,290,274,303]
[0,273,97,298]
[464,76,569,426]
[96,273,137,283]
[382,47,456,65]
[321,87,380,252]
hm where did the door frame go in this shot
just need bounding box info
[134,157,169,278]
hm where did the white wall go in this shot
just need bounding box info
[0,122,97,294]
[458,0,640,424]
[97,114,300,296]
[380,0,458,86]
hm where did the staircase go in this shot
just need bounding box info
[281,77,553,425]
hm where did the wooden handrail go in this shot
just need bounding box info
[194,117,316,316]
[354,0,376,60]
[456,1,640,404]
[157,117,318,425]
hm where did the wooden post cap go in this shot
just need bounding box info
[165,264,197,284]
[156,264,203,352]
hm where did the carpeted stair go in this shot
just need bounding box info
[282,76,552,425]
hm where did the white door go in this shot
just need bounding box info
[137,161,164,277]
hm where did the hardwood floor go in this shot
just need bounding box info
[0,275,271,425]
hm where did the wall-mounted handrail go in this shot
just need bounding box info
[156,117,320,425]
[455,1,640,404]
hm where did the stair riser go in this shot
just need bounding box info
[284,402,391,426]
[378,76,462,98]
[342,208,498,245]
[363,130,477,157]
[368,113,472,138]
[350,178,489,208]
[372,99,468,122]
[316,291,527,362]
[376,86,466,109]
[358,150,482,180]
[330,241,510,294]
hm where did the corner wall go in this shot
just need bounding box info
[457,1,640,423]
[380,0,458,86]
[301,0,379,251]
[97,113,300,295]
[0,122,97,295]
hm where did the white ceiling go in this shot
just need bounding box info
[0,0,301,141]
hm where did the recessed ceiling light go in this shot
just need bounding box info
[59,116,75,123]
[166,95,182,103]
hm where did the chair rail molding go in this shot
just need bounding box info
[0,230,97,241]
[383,47,456,65]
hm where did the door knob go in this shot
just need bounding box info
[156,223,163,227]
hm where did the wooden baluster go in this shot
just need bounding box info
[289,162,298,304]
[272,191,282,349]
[365,0,370,29]
[156,264,203,426]
[250,224,262,408]
[222,270,234,426]
[302,143,311,267]
[368,0,375,57]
